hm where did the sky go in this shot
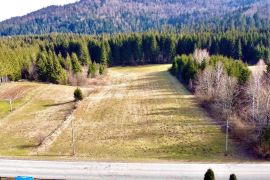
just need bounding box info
[0,0,78,21]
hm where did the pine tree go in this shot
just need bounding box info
[80,44,91,65]
[234,39,242,60]
[71,53,82,74]
[229,174,237,180]
[58,53,66,68]
[149,34,159,63]
[50,52,67,84]
[100,42,108,65]
[88,40,101,63]
[133,35,143,63]
[65,54,73,71]
[88,62,97,78]
[204,169,215,180]
[74,88,83,101]
[99,64,105,75]
[164,36,176,62]
[36,52,48,81]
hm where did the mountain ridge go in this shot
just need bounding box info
[0,0,269,36]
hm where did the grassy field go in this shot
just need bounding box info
[46,65,241,161]
[0,82,76,156]
[0,65,249,161]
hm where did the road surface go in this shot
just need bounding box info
[0,159,270,179]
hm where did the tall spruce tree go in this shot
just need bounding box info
[71,53,82,74]
[100,42,108,65]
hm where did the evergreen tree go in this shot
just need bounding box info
[204,169,215,180]
[100,42,108,65]
[71,53,82,74]
[234,39,242,60]
[99,64,106,75]
[229,174,237,180]
[149,34,159,63]
[88,62,97,78]
[65,54,73,71]
[164,36,176,62]
[133,35,143,63]
[58,53,66,68]
[50,52,67,84]
[36,52,48,81]
[88,40,101,63]
[80,44,91,65]
[74,88,83,101]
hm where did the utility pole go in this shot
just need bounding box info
[71,117,75,156]
[225,118,229,156]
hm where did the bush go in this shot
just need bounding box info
[229,174,237,180]
[204,169,215,180]
[74,88,83,101]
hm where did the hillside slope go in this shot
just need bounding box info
[0,0,269,35]
[0,65,252,161]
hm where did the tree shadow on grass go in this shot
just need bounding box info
[43,101,75,107]
[15,144,39,149]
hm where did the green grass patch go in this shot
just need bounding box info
[0,99,23,118]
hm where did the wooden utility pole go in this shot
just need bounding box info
[71,117,75,156]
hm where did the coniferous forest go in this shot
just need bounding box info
[0,30,269,84]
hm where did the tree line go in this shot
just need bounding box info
[171,49,270,158]
[0,30,269,84]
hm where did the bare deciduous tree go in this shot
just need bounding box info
[5,88,25,112]
[193,49,209,65]
[195,66,215,100]
[246,60,270,141]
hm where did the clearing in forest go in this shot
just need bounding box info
[46,65,241,161]
[0,65,249,161]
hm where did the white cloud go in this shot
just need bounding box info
[0,0,78,21]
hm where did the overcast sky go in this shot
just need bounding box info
[0,0,78,21]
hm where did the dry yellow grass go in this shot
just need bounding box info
[46,65,240,161]
[0,82,76,156]
[0,65,248,161]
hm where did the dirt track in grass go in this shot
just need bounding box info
[46,65,250,161]
[0,65,255,161]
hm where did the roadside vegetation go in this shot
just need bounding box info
[171,49,270,158]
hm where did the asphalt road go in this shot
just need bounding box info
[0,159,269,180]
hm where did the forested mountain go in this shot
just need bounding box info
[0,0,269,36]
